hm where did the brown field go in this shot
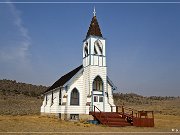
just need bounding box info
[0,91,180,134]
[0,114,180,134]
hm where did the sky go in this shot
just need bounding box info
[0,0,180,96]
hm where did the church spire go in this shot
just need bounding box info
[86,7,103,38]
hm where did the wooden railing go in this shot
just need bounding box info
[111,105,138,118]
[110,105,154,127]
[93,105,109,125]
[90,105,154,127]
[133,111,154,127]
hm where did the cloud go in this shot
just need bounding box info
[0,1,34,83]
[0,1,31,66]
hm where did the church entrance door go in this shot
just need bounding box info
[92,76,104,112]
[92,92,104,112]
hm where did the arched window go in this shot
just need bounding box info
[93,76,103,91]
[70,88,79,105]
[94,40,103,55]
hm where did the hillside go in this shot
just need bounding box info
[0,79,180,116]
[0,79,48,115]
[113,93,180,116]
[0,79,48,97]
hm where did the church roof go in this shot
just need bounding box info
[86,16,103,38]
[44,65,83,93]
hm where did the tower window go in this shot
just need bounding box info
[94,47,98,54]
[93,76,103,91]
[84,42,88,57]
[94,40,103,55]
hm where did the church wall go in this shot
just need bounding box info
[49,89,60,113]
[44,92,52,113]
[41,88,60,113]
[104,83,116,112]
[107,83,115,106]
[65,72,87,114]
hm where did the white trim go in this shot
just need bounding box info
[63,68,83,87]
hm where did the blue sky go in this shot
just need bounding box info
[0,1,180,96]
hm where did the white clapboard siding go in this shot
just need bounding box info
[65,72,86,114]
[50,90,60,113]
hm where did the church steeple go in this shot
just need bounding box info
[83,8,106,68]
[86,8,103,39]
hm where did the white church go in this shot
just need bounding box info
[41,9,117,120]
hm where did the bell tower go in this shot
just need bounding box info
[83,8,108,112]
[83,9,106,67]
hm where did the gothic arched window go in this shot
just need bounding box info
[93,76,103,91]
[94,40,103,55]
[70,88,79,105]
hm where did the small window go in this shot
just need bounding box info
[70,114,79,120]
[45,95,48,105]
[59,90,61,105]
[99,97,103,102]
[51,91,54,105]
[84,42,89,57]
[94,96,98,102]
[70,88,79,105]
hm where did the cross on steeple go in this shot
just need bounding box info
[93,6,96,16]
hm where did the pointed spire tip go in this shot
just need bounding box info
[93,6,96,16]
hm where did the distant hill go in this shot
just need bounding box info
[0,79,48,97]
[0,79,180,116]
[0,79,49,115]
[113,92,180,116]
[113,92,177,105]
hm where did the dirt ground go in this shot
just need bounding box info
[0,114,180,135]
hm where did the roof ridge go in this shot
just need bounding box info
[44,65,83,93]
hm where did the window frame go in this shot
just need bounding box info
[70,88,79,106]
[59,89,62,105]
[94,96,98,102]
[93,76,103,91]
[99,96,103,102]
[51,91,54,105]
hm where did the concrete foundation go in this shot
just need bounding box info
[41,113,93,121]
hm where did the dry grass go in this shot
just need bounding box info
[123,99,180,116]
[0,92,180,134]
[0,114,180,133]
[0,94,42,115]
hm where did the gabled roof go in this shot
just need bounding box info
[44,65,83,93]
[107,76,117,91]
[86,16,103,39]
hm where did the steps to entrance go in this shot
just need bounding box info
[89,106,154,127]
[89,111,131,127]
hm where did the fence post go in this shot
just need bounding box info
[122,106,124,118]
[116,106,118,113]
[132,111,133,118]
